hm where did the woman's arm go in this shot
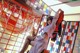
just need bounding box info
[43,9,64,36]
[31,41,36,46]
[47,9,64,38]
[51,9,63,27]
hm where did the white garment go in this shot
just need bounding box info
[29,36,48,53]
[42,17,58,38]
[29,10,60,53]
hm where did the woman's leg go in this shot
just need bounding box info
[20,36,34,53]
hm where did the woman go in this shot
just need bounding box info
[28,32,48,53]
[20,9,64,53]
[28,9,64,53]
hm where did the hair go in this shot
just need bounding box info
[47,16,54,26]
[44,32,48,38]
[44,32,48,35]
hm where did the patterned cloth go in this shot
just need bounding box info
[60,21,79,53]
[47,35,61,53]
[47,21,79,53]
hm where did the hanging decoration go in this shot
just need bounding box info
[30,0,52,15]
[59,21,79,53]
[0,0,41,34]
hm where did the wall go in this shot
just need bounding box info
[64,14,80,21]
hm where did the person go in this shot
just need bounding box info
[20,9,64,53]
[20,27,37,53]
[28,32,48,53]
[40,9,64,38]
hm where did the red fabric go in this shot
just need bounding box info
[2,11,8,19]
[54,26,58,32]
[71,33,74,37]
[54,10,64,33]
[0,3,2,15]
[10,5,18,13]
[68,25,70,28]
[64,47,66,51]
[8,18,17,26]
[22,10,27,19]
[10,5,15,12]
[62,24,65,28]
[4,2,8,8]
[56,11,64,26]
[70,40,72,44]
[67,36,70,40]
[76,22,79,26]
[30,0,36,3]
[43,49,49,53]
[68,29,70,32]
[0,3,2,9]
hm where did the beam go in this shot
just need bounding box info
[64,13,80,16]
[49,1,78,7]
